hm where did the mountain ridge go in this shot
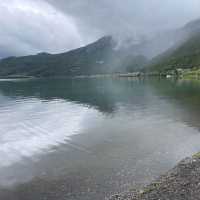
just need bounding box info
[148,31,200,72]
[0,36,147,77]
[1,18,200,77]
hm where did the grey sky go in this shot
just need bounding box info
[0,0,200,58]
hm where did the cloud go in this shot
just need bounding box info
[47,0,200,38]
[0,0,200,58]
[0,0,83,58]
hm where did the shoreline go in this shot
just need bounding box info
[0,68,200,80]
[109,153,200,200]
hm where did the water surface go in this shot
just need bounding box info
[0,78,200,200]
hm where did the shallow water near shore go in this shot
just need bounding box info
[0,78,200,200]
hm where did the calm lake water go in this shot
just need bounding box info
[0,78,200,200]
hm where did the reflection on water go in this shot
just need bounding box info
[0,99,98,167]
[0,78,200,200]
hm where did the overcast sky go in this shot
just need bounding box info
[0,0,200,58]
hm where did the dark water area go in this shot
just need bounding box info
[0,78,200,200]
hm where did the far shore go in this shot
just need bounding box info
[0,69,200,80]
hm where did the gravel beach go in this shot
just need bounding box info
[109,154,200,200]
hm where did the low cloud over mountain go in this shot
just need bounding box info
[0,0,200,58]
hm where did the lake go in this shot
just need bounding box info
[0,78,200,200]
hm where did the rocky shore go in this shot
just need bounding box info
[109,153,200,200]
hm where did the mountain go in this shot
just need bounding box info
[1,17,200,77]
[113,19,200,61]
[148,19,200,72]
[182,18,200,35]
[0,36,148,77]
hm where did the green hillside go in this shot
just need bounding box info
[0,36,147,77]
[149,33,200,72]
